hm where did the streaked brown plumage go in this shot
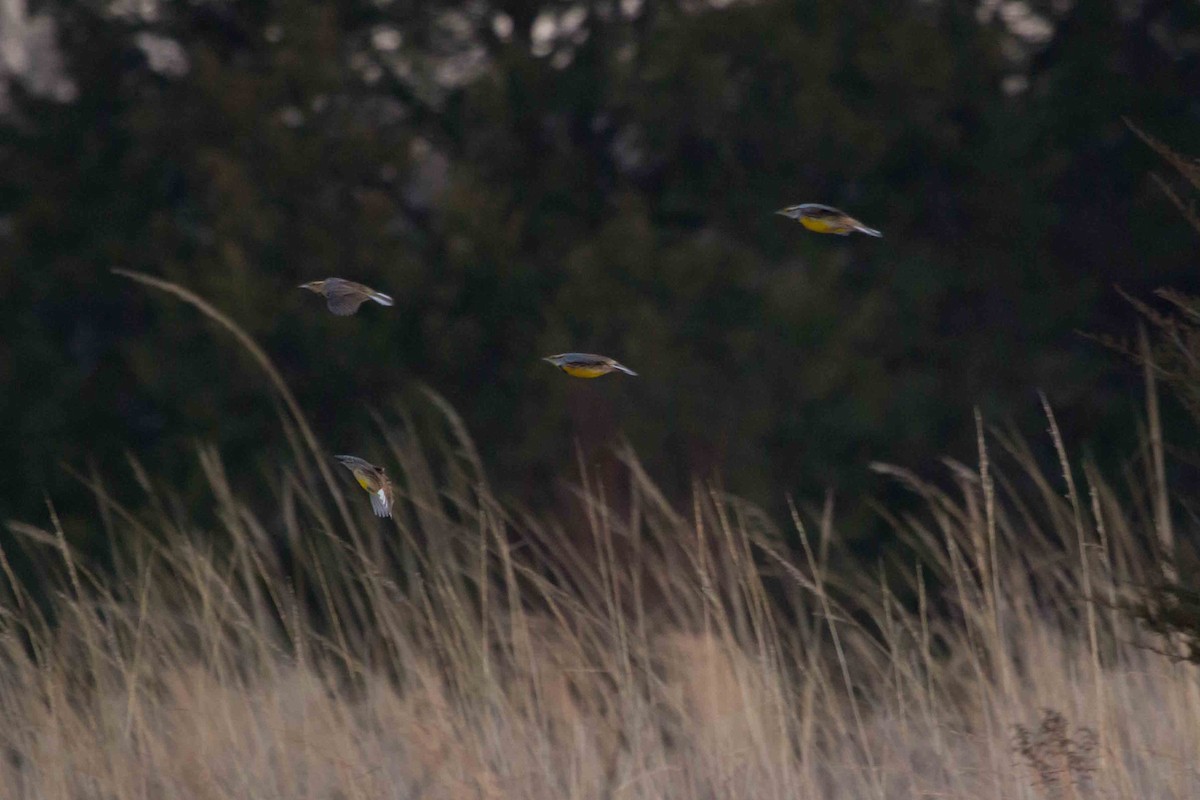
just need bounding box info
[334,454,394,518]
[300,278,395,316]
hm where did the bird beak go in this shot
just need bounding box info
[541,357,556,364]
[774,208,790,217]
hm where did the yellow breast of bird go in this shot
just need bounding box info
[355,474,375,491]
[800,216,846,234]
[562,364,609,378]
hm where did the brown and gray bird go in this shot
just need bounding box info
[775,204,882,237]
[334,455,394,518]
[300,278,394,316]
[542,353,638,378]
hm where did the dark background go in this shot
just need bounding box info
[1,0,1198,547]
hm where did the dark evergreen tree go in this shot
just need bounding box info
[1,0,1198,548]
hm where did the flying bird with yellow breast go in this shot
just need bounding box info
[542,353,638,378]
[775,204,882,237]
[334,454,394,518]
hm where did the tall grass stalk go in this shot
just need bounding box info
[0,273,1194,798]
[3,415,1197,798]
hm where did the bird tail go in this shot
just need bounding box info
[369,490,393,518]
[855,224,882,238]
[369,291,394,307]
[613,363,638,376]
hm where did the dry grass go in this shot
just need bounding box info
[1,272,1197,798]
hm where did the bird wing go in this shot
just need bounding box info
[804,205,844,219]
[564,353,610,368]
[326,291,367,316]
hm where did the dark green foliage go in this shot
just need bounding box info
[1,0,1199,541]
[1120,288,1200,426]
[1113,126,1200,663]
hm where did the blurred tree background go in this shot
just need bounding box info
[1,0,1198,546]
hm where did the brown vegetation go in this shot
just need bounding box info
[2,408,1198,796]
[1,273,1197,798]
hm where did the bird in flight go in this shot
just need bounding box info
[775,204,882,237]
[334,455,394,518]
[300,278,394,316]
[542,353,638,378]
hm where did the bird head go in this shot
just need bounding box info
[299,280,326,293]
[774,205,805,220]
[542,355,565,366]
[334,454,369,472]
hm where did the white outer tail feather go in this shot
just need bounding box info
[369,292,395,307]
[613,363,638,376]
[855,224,883,238]
[370,489,392,518]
